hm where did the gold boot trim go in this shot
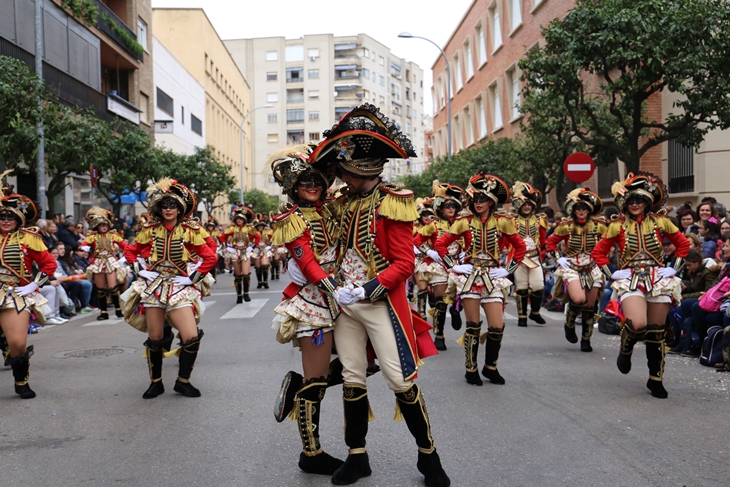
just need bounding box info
[349,447,367,454]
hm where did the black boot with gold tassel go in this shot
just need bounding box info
[242,273,252,302]
[234,274,243,304]
[417,289,428,319]
[174,329,204,397]
[580,306,595,352]
[529,290,546,324]
[564,302,580,344]
[463,321,482,386]
[515,289,529,327]
[262,264,270,289]
[481,327,506,384]
[432,297,447,351]
[110,285,124,317]
[8,346,35,399]
[142,328,174,399]
[295,378,345,475]
[394,384,450,487]
[645,324,668,398]
[331,384,372,485]
[617,319,644,375]
[96,289,109,320]
[255,266,263,289]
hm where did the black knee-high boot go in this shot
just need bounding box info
[645,324,668,398]
[515,289,529,327]
[580,306,595,352]
[417,289,428,319]
[234,274,243,304]
[564,302,581,343]
[449,304,462,331]
[270,263,276,280]
[275,370,303,422]
[464,321,482,386]
[262,265,270,289]
[110,285,124,317]
[255,266,263,288]
[242,273,251,302]
[296,378,344,475]
[482,327,506,384]
[174,329,204,397]
[529,290,546,324]
[617,319,645,375]
[395,384,450,487]
[96,289,109,320]
[8,345,35,399]
[274,260,281,279]
[1,331,9,366]
[142,326,174,399]
[331,384,372,485]
[432,297,447,351]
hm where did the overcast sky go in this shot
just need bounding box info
[151,0,474,114]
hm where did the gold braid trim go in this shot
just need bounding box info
[135,226,153,245]
[272,210,307,245]
[605,220,623,239]
[418,222,437,237]
[20,230,47,251]
[378,192,419,222]
[497,215,517,235]
[184,226,207,246]
[449,217,470,235]
[538,215,549,230]
[653,214,680,234]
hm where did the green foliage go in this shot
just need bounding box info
[61,0,98,26]
[171,146,236,215]
[99,13,145,57]
[241,188,279,215]
[0,56,44,168]
[519,0,730,172]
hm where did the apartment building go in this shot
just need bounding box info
[1,0,153,215]
[225,34,425,198]
[153,8,252,223]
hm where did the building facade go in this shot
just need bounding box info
[153,8,252,223]
[225,33,426,198]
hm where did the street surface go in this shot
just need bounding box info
[0,273,727,486]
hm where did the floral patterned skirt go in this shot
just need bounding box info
[0,284,50,324]
[87,254,127,282]
[448,271,512,304]
[611,267,682,304]
[417,260,448,286]
[121,276,203,333]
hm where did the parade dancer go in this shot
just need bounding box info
[435,172,526,386]
[310,104,448,486]
[545,189,606,351]
[269,219,284,280]
[267,144,344,475]
[81,207,127,320]
[253,220,272,289]
[510,182,548,327]
[220,207,258,303]
[591,172,690,398]
[414,182,466,350]
[0,194,56,398]
[122,178,216,399]
[204,217,222,282]
[413,200,438,319]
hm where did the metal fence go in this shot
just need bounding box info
[668,140,695,194]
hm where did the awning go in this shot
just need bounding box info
[335,64,357,70]
[335,84,361,90]
[334,43,357,50]
[390,63,401,71]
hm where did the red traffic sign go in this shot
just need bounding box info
[563,152,595,183]
[90,165,99,187]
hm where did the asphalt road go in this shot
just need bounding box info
[0,273,727,487]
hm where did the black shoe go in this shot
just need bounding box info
[529,312,546,325]
[257,282,263,289]
[15,383,36,399]
[115,309,123,318]
[517,318,527,327]
[434,337,447,351]
[263,282,269,289]
[449,306,462,331]
[565,325,579,344]
[274,371,303,423]
[60,310,74,319]
[61,306,76,317]
[580,340,593,352]
[96,312,109,321]
[243,294,251,302]
[647,379,668,399]
[142,381,164,399]
[481,365,505,384]
[417,450,451,487]
[617,352,632,374]
[331,453,372,485]
[680,347,701,357]
[174,379,201,397]
[465,370,483,386]
[298,451,344,476]
[236,295,243,304]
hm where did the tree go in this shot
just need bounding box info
[240,188,279,216]
[173,146,236,216]
[519,0,730,172]
[0,56,44,169]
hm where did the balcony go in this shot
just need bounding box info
[93,0,144,61]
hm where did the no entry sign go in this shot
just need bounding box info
[563,152,595,183]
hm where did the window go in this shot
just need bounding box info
[287,109,304,124]
[362,68,370,79]
[266,51,278,61]
[464,106,473,146]
[390,63,401,78]
[308,48,320,59]
[309,132,320,142]
[509,71,521,119]
[287,130,304,144]
[268,133,279,143]
[137,18,147,51]
[405,87,410,100]
[379,56,384,66]
[266,72,278,81]
[668,141,695,193]
[379,75,385,86]
[308,69,319,79]
[439,77,446,108]
[308,90,319,99]
[363,47,370,57]
[267,113,278,123]
[476,95,487,139]
[267,92,279,103]
[309,111,320,120]
[191,114,202,135]
[490,6,503,51]
[380,95,385,104]
[285,45,304,62]
[156,87,173,116]
[491,85,503,129]
[476,22,487,65]
[511,0,522,31]
[287,89,304,104]
[454,55,463,91]
[181,106,185,124]
[335,107,352,119]
[286,67,303,83]
[139,93,149,124]
[413,108,417,119]
[406,122,411,133]
[464,39,474,79]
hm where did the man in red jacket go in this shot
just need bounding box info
[309,104,449,487]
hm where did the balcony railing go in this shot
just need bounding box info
[93,0,144,61]
[668,140,695,194]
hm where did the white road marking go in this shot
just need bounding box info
[209,291,282,296]
[221,299,269,319]
[83,319,124,326]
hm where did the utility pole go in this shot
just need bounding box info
[34,0,46,218]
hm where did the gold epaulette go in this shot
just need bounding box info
[378,185,419,222]
[20,229,47,251]
[652,213,680,234]
[135,226,153,245]
[143,217,161,228]
[272,206,307,245]
[496,213,518,235]
[183,224,207,245]
[554,221,572,236]
[418,222,437,237]
[182,217,201,230]
[605,219,624,239]
[449,216,471,235]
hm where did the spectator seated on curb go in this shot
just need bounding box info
[56,217,81,252]
[50,243,95,314]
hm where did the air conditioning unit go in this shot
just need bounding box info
[310,56,317,61]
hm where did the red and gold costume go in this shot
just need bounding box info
[84,228,128,282]
[220,220,259,260]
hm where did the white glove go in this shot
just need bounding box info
[611,269,632,280]
[452,264,473,275]
[137,257,147,267]
[489,268,510,279]
[248,245,255,251]
[189,261,201,272]
[79,245,91,252]
[413,245,421,256]
[657,267,677,278]
[116,256,127,265]
[15,282,38,297]
[287,259,308,286]
[265,246,272,251]
[336,287,366,306]
[172,276,193,286]
[226,247,238,255]
[556,257,570,269]
[426,249,442,263]
[459,251,466,261]
[139,270,160,281]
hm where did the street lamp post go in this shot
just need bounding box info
[398,32,452,160]
[238,104,274,205]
